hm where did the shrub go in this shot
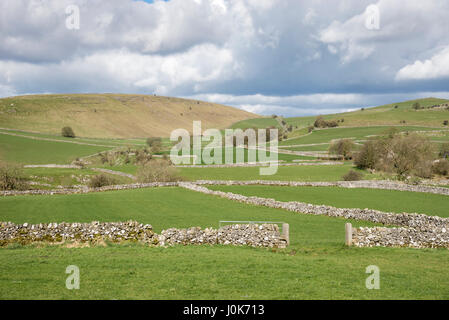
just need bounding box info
[354,133,435,179]
[439,143,449,158]
[135,149,152,164]
[354,140,378,169]
[314,116,327,128]
[61,126,75,138]
[432,159,449,176]
[314,116,339,128]
[137,159,181,183]
[443,120,448,126]
[150,141,162,154]
[88,174,117,188]
[0,163,28,190]
[412,102,421,110]
[146,137,162,147]
[342,170,363,181]
[328,139,355,160]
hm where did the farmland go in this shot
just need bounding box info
[0,95,448,300]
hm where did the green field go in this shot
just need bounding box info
[176,146,316,165]
[1,95,449,300]
[279,144,331,152]
[285,98,449,128]
[230,117,280,129]
[1,187,448,299]
[208,185,449,217]
[0,132,112,165]
[178,164,377,181]
[280,126,440,146]
[23,167,132,188]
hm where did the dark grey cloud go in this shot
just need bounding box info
[1,0,449,115]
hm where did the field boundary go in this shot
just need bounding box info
[2,179,449,197]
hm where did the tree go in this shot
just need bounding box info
[412,102,421,110]
[354,140,379,169]
[328,139,355,160]
[61,126,75,138]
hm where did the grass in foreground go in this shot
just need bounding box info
[0,187,448,299]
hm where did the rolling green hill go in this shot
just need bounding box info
[233,98,449,131]
[0,94,257,138]
[286,97,449,128]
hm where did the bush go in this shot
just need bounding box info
[146,137,162,147]
[0,163,28,190]
[314,116,327,128]
[150,141,162,154]
[432,160,449,176]
[328,139,355,160]
[137,159,181,183]
[354,140,378,169]
[61,126,75,138]
[314,116,339,128]
[443,120,448,126]
[388,134,435,177]
[354,133,435,178]
[439,143,449,158]
[135,149,152,164]
[342,170,363,181]
[88,174,117,188]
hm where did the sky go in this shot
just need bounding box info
[1,0,449,116]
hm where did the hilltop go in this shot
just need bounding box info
[0,94,257,138]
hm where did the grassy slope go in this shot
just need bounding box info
[286,97,449,128]
[209,185,449,217]
[0,94,257,138]
[0,187,448,299]
[280,126,440,146]
[0,131,111,165]
[230,117,280,129]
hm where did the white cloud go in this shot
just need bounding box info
[396,46,449,81]
[1,0,449,116]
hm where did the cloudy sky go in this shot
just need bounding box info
[1,0,449,116]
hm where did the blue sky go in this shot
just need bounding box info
[1,0,449,116]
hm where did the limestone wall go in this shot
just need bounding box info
[0,221,287,248]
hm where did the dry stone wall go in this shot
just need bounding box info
[353,226,449,249]
[2,179,449,197]
[180,183,449,249]
[0,221,287,248]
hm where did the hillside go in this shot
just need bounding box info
[285,97,449,128]
[0,94,257,138]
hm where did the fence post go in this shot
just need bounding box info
[282,223,290,246]
[345,223,352,246]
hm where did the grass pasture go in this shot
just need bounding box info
[280,126,439,146]
[208,185,449,218]
[178,164,377,181]
[0,131,112,165]
[284,98,449,129]
[0,186,448,299]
